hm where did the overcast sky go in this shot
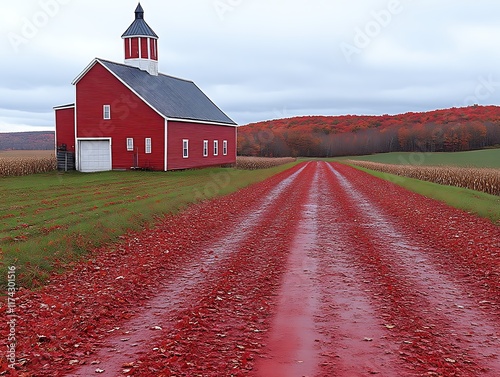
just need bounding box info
[1,0,500,132]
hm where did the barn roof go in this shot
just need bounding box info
[91,59,236,125]
[53,103,75,110]
[121,3,158,38]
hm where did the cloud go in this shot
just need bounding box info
[1,0,500,131]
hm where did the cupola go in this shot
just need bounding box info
[121,3,159,76]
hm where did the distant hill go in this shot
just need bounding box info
[0,131,55,151]
[238,106,500,157]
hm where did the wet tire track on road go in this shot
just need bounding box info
[71,164,311,376]
[323,162,500,376]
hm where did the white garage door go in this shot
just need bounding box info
[79,140,111,172]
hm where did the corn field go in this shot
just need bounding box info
[237,156,297,170]
[0,156,57,177]
[346,160,500,196]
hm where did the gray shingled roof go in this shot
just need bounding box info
[121,3,158,38]
[99,59,236,125]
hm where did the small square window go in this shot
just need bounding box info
[214,140,219,156]
[103,105,111,120]
[127,138,134,151]
[145,138,152,154]
[203,140,209,157]
[183,139,189,158]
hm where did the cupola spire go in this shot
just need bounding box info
[135,3,144,19]
[122,3,159,76]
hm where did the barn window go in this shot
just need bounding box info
[145,138,152,154]
[127,138,134,151]
[203,140,209,157]
[103,105,111,120]
[214,140,219,156]
[223,140,228,156]
[183,139,189,158]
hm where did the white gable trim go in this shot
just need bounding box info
[165,117,238,127]
[71,58,100,85]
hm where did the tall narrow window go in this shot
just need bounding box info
[214,140,219,156]
[103,105,111,120]
[223,140,228,156]
[203,140,209,157]
[127,138,134,151]
[145,138,152,154]
[183,139,189,158]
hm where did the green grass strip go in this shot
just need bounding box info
[335,149,500,168]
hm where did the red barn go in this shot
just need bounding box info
[54,3,237,172]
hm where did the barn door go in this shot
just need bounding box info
[79,140,112,172]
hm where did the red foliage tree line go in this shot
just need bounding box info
[237,106,500,157]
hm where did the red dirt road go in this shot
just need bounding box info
[1,162,499,376]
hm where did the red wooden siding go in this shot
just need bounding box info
[125,37,157,61]
[167,121,236,170]
[55,107,75,152]
[76,63,165,170]
[141,38,148,59]
[130,38,139,59]
[150,39,158,61]
[124,39,131,59]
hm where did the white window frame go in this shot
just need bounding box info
[103,105,111,120]
[223,140,228,156]
[127,138,134,151]
[203,140,209,157]
[183,139,189,158]
[145,138,152,154]
[214,140,219,156]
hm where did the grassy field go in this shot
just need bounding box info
[336,149,500,168]
[0,163,298,288]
